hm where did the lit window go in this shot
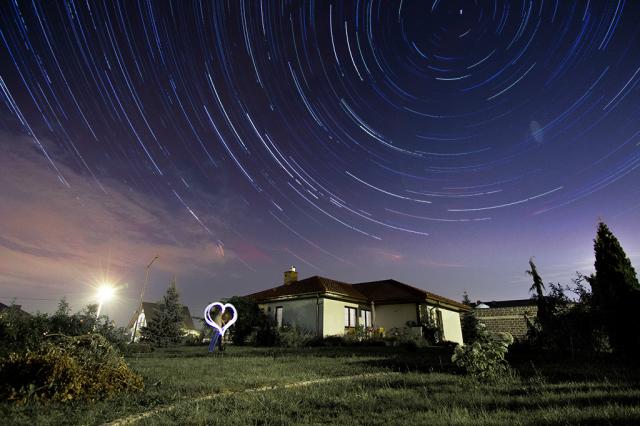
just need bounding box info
[360,309,371,327]
[344,307,357,328]
[275,306,283,327]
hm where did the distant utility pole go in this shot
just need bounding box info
[130,255,159,342]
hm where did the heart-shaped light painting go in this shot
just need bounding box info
[204,302,238,337]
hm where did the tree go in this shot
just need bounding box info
[461,291,479,344]
[462,291,471,306]
[526,258,548,330]
[588,222,640,354]
[526,258,545,301]
[140,280,183,347]
[224,296,274,346]
[54,298,71,317]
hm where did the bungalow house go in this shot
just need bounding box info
[245,267,469,344]
[128,302,199,342]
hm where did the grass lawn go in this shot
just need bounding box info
[2,345,640,425]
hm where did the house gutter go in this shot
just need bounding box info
[371,301,376,328]
[316,293,321,337]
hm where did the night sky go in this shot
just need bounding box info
[1,1,639,325]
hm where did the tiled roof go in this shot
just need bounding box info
[128,302,196,330]
[353,280,470,310]
[246,276,469,311]
[245,275,368,302]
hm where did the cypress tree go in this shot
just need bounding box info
[141,279,183,347]
[589,222,640,354]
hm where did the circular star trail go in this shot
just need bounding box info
[1,1,639,273]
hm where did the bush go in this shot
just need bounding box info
[526,279,610,356]
[254,319,279,347]
[452,324,514,381]
[124,342,154,354]
[277,325,315,348]
[0,309,50,357]
[182,334,204,347]
[0,334,143,403]
[0,301,128,357]
[306,336,346,347]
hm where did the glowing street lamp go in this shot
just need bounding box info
[96,284,115,318]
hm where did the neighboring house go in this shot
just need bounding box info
[0,302,31,317]
[473,299,538,339]
[245,267,469,344]
[128,302,199,342]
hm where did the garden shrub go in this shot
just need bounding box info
[124,342,154,354]
[225,296,266,346]
[182,334,204,346]
[307,336,347,347]
[0,308,50,357]
[0,301,128,357]
[277,325,315,348]
[0,334,143,404]
[452,323,514,381]
[254,319,279,346]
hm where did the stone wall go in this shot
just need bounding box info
[474,305,538,339]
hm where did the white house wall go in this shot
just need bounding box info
[261,298,320,334]
[439,307,464,345]
[322,298,359,336]
[257,297,465,344]
[375,303,417,331]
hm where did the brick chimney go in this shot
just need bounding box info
[284,266,298,285]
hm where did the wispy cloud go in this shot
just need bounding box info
[0,134,232,307]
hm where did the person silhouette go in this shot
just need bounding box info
[208,307,224,353]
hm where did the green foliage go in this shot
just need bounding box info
[452,323,514,381]
[461,312,479,345]
[276,325,315,348]
[588,222,640,355]
[124,342,154,354]
[182,334,205,346]
[0,334,143,404]
[254,318,279,346]
[140,281,184,347]
[225,296,274,346]
[0,301,127,357]
[461,292,479,344]
[526,258,546,301]
[524,267,608,355]
[0,307,49,356]
[343,325,372,342]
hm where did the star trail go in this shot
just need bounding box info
[1,1,639,323]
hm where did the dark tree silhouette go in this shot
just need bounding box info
[461,291,479,344]
[526,258,545,300]
[588,222,640,354]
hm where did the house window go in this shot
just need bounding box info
[275,306,283,328]
[344,306,357,328]
[359,309,372,328]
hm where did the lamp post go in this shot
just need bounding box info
[130,255,159,342]
[96,284,115,318]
